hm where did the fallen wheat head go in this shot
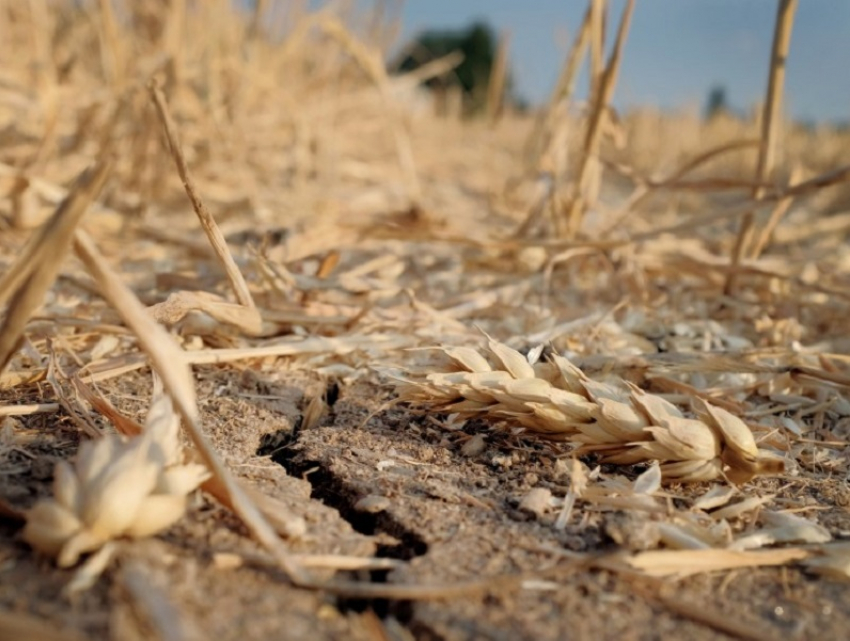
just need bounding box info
[22,381,209,567]
[394,338,784,483]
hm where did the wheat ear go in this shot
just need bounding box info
[22,378,209,567]
[394,339,783,484]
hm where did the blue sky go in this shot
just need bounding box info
[395,0,850,122]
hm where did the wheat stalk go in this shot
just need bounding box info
[394,338,784,484]
[564,0,634,238]
[727,0,798,292]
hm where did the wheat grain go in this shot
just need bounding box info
[394,338,784,484]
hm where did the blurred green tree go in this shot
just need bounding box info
[393,21,518,115]
[704,84,729,120]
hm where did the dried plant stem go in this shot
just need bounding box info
[589,0,607,97]
[148,80,257,312]
[602,139,760,235]
[96,0,123,85]
[249,0,269,38]
[581,0,607,224]
[752,1,797,203]
[0,403,59,416]
[487,31,510,124]
[631,579,783,641]
[749,164,802,258]
[163,0,187,87]
[564,0,634,238]
[727,0,797,293]
[72,230,309,586]
[396,51,465,87]
[26,0,54,88]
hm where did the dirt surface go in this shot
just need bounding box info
[1,370,379,641]
[3,2,850,640]
[289,379,850,641]
[4,367,848,640]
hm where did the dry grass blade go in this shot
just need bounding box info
[96,0,124,85]
[801,542,850,579]
[0,162,110,372]
[148,290,264,337]
[70,335,412,386]
[752,0,798,201]
[72,373,146,436]
[180,334,415,365]
[249,0,269,39]
[396,50,465,86]
[602,139,761,235]
[147,80,258,315]
[727,0,798,293]
[0,402,59,416]
[71,230,309,584]
[394,338,783,483]
[45,347,103,439]
[214,550,403,572]
[297,570,525,601]
[749,164,801,257]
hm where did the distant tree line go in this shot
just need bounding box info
[704,85,730,120]
[391,22,523,116]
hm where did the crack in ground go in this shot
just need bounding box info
[260,434,439,636]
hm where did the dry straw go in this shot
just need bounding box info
[564,0,634,237]
[727,0,798,292]
[148,80,259,317]
[1,0,848,620]
[0,162,110,372]
[394,337,784,483]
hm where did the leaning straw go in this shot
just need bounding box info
[0,161,110,373]
[564,0,634,238]
[72,230,310,585]
[148,80,258,312]
[588,0,607,97]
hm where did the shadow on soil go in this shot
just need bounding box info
[260,428,430,628]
